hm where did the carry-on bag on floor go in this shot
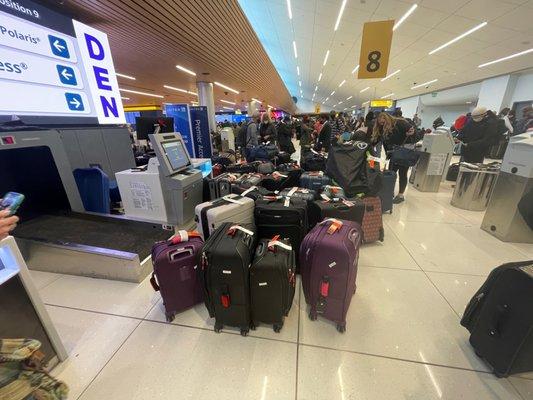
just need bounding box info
[250,237,296,332]
[255,196,308,271]
[212,151,236,166]
[273,152,292,165]
[300,171,332,191]
[261,170,302,192]
[300,218,363,332]
[366,167,383,196]
[256,161,275,174]
[231,185,273,201]
[278,187,318,203]
[194,194,255,240]
[201,223,257,336]
[207,173,241,200]
[361,196,384,243]
[461,260,533,377]
[309,198,365,229]
[321,185,347,199]
[301,150,327,172]
[326,141,369,197]
[276,162,300,173]
[377,170,396,214]
[150,231,204,322]
[225,162,259,174]
[235,173,264,189]
[446,163,460,182]
[246,143,279,162]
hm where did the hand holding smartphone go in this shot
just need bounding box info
[0,192,23,240]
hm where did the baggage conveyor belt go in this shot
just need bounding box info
[13,212,173,283]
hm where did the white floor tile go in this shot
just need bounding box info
[40,274,160,318]
[510,377,533,399]
[145,278,301,343]
[48,305,139,399]
[387,220,523,275]
[298,346,524,400]
[510,242,533,259]
[29,270,63,290]
[426,272,487,317]
[78,321,296,400]
[384,196,470,225]
[433,197,487,227]
[299,267,488,371]
[359,224,420,270]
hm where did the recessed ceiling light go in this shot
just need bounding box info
[334,0,347,31]
[380,93,394,99]
[351,105,357,108]
[314,85,318,92]
[318,73,323,82]
[338,80,346,87]
[293,41,298,58]
[323,50,330,66]
[351,65,359,74]
[297,66,300,76]
[121,96,130,100]
[120,88,164,98]
[222,106,233,110]
[299,80,302,87]
[220,99,236,105]
[214,81,239,94]
[164,85,188,93]
[346,95,352,100]
[325,97,330,101]
[251,97,262,103]
[338,101,343,105]
[466,101,472,104]
[429,22,487,55]
[116,73,135,80]
[411,78,438,90]
[176,65,196,76]
[393,4,418,31]
[381,69,401,82]
[362,101,370,105]
[478,48,533,68]
[330,90,335,96]
[287,0,292,19]
[360,86,370,93]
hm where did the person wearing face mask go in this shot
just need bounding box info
[259,113,277,144]
[457,106,498,163]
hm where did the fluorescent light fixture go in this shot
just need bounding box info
[429,22,487,55]
[393,4,418,31]
[330,90,335,96]
[251,97,262,103]
[362,100,370,105]
[338,80,346,87]
[220,99,236,105]
[120,88,164,98]
[314,85,318,92]
[299,80,302,87]
[338,101,343,105]
[297,66,300,76]
[120,96,130,100]
[267,104,273,108]
[293,41,298,58]
[351,105,357,108]
[334,0,347,31]
[189,91,198,96]
[411,78,438,90]
[344,107,347,110]
[381,69,401,82]
[176,65,196,76]
[466,101,473,104]
[287,0,292,19]
[360,86,370,93]
[323,50,330,66]
[164,85,187,93]
[222,106,233,110]
[351,65,359,74]
[380,93,394,99]
[214,81,239,94]
[318,73,323,82]
[325,97,329,101]
[346,95,352,100]
[478,47,533,68]
[116,73,135,80]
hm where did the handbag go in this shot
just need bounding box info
[389,143,420,167]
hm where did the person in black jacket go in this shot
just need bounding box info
[371,112,415,204]
[318,113,332,151]
[259,113,277,144]
[277,116,295,154]
[458,106,498,163]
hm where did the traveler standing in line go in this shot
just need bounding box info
[457,106,498,163]
[299,115,313,147]
[318,113,332,151]
[330,111,347,145]
[277,116,295,154]
[246,111,260,147]
[499,108,514,137]
[371,112,415,204]
[259,113,277,144]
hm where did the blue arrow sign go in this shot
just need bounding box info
[65,93,84,111]
[48,35,70,59]
[56,65,77,86]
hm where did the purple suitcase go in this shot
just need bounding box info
[150,231,204,322]
[300,218,362,333]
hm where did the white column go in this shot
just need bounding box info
[477,75,518,113]
[248,100,259,115]
[196,81,216,133]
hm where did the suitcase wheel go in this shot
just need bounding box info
[379,227,385,242]
[165,312,175,323]
[250,322,257,330]
[309,310,318,321]
[273,324,283,333]
[336,324,346,333]
[240,328,249,337]
[214,323,223,333]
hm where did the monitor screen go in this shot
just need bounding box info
[161,140,189,171]
[135,117,174,140]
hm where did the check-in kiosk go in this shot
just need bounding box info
[482,133,533,243]
[410,128,455,192]
[116,133,203,227]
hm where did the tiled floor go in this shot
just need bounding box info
[29,179,533,400]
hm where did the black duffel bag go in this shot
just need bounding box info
[326,141,369,197]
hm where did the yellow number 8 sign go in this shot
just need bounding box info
[357,20,395,79]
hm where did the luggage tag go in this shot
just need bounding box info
[227,225,254,237]
[284,196,291,207]
[169,230,201,244]
[272,171,288,180]
[309,171,324,176]
[268,235,293,252]
[241,186,257,196]
[320,193,331,202]
[287,187,298,197]
[320,218,343,234]
[222,195,245,205]
[342,200,354,207]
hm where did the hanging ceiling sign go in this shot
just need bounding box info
[370,99,394,108]
[357,20,394,79]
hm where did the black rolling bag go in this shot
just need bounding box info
[201,222,257,336]
[250,238,296,332]
[309,198,365,228]
[461,260,533,377]
[206,172,241,200]
[254,197,308,272]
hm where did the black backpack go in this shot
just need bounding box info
[235,122,250,148]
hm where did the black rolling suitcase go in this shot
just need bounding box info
[309,198,365,228]
[207,172,241,200]
[446,163,460,182]
[461,260,533,377]
[255,197,308,272]
[201,222,257,336]
[232,185,273,200]
[250,237,296,332]
[261,169,302,192]
[378,170,396,214]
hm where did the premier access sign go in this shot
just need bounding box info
[0,0,125,124]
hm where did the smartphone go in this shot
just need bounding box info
[0,192,25,215]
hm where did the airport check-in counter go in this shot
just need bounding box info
[0,129,172,282]
[410,129,455,192]
[482,133,533,243]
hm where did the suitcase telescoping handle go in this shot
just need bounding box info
[227,225,254,237]
[169,247,194,261]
